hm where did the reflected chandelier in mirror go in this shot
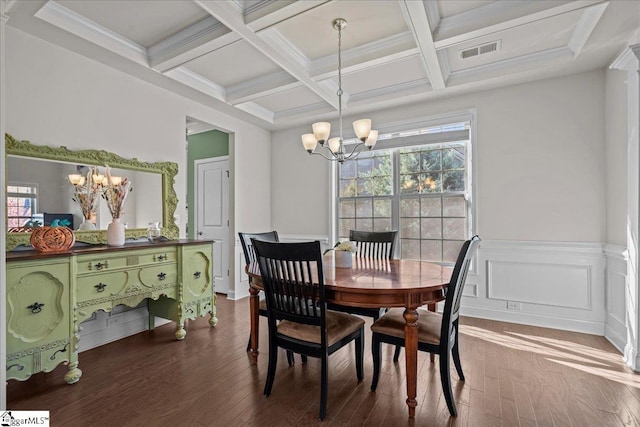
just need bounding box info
[5,133,179,251]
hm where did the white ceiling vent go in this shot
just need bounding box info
[460,40,501,59]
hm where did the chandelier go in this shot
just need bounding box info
[301,18,378,163]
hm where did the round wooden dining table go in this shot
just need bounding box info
[246,254,453,419]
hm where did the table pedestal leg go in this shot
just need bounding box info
[249,286,260,364]
[404,308,419,419]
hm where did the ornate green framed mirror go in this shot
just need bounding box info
[5,133,179,251]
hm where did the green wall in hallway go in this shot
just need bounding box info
[187,130,229,239]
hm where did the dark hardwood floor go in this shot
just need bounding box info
[7,296,640,426]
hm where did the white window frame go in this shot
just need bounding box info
[331,110,477,264]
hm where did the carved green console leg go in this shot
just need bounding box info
[64,362,82,384]
[175,324,186,340]
[209,293,218,326]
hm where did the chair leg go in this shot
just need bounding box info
[319,352,328,420]
[452,340,464,381]
[392,345,402,363]
[452,323,464,380]
[246,334,251,352]
[355,329,364,382]
[439,350,457,417]
[264,340,278,397]
[370,333,382,391]
[286,350,294,366]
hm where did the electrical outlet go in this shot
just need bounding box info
[506,301,521,311]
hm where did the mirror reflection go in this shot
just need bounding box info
[7,156,163,232]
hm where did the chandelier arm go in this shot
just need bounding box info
[309,148,341,162]
[342,142,371,160]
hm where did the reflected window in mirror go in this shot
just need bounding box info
[7,183,40,231]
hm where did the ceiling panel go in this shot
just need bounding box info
[183,40,283,87]
[271,0,408,60]
[339,55,428,95]
[57,0,212,48]
[252,86,326,114]
[445,9,579,72]
[437,0,496,19]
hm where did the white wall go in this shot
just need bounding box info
[273,70,607,243]
[5,27,271,343]
[605,69,629,246]
[272,70,610,334]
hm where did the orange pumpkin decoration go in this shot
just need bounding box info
[30,226,75,252]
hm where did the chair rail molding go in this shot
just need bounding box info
[461,239,606,335]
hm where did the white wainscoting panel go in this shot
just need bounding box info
[604,244,628,353]
[462,240,606,335]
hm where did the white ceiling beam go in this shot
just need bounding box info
[164,66,227,101]
[568,2,609,58]
[433,0,605,50]
[194,0,338,109]
[399,0,445,90]
[34,1,148,66]
[226,71,301,105]
[234,101,275,124]
[149,18,239,72]
[245,0,329,31]
[150,1,328,73]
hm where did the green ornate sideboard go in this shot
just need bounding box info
[5,240,217,384]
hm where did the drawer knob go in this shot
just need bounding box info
[154,254,167,261]
[95,282,107,292]
[27,302,44,313]
[93,261,109,270]
[157,272,167,281]
[193,271,201,279]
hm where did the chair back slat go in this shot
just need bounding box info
[239,231,279,266]
[440,235,480,346]
[253,240,326,331]
[349,230,397,260]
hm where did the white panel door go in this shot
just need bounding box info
[195,157,229,294]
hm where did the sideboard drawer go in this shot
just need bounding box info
[76,271,130,303]
[139,264,178,289]
[76,255,129,274]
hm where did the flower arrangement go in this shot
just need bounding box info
[71,170,100,221]
[324,240,357,255]
[101,166,132,219]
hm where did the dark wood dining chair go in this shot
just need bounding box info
[327,230,398,320]
[370,235,480,417]
[252,239,365,421]
[239,231,279,348]
[239,231,305,365]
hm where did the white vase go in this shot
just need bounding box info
[106,218,125,246]
[334,250,353,268]
[78,217,96,231]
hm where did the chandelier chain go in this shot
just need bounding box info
[337,21,343,143]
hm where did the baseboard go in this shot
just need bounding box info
[605,322,626,353]
[462,306,605,335]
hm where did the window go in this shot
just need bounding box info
[7,184,39,229]
[337,120,472,264]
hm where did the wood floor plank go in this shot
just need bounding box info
[6,296,640,427]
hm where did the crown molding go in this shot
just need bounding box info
[34,1,148,66]
[164,66,226,101]
[234,101,275,123]
[568,1,609,58]
[610,44,640,71]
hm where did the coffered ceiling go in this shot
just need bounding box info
[4,1,639,131]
